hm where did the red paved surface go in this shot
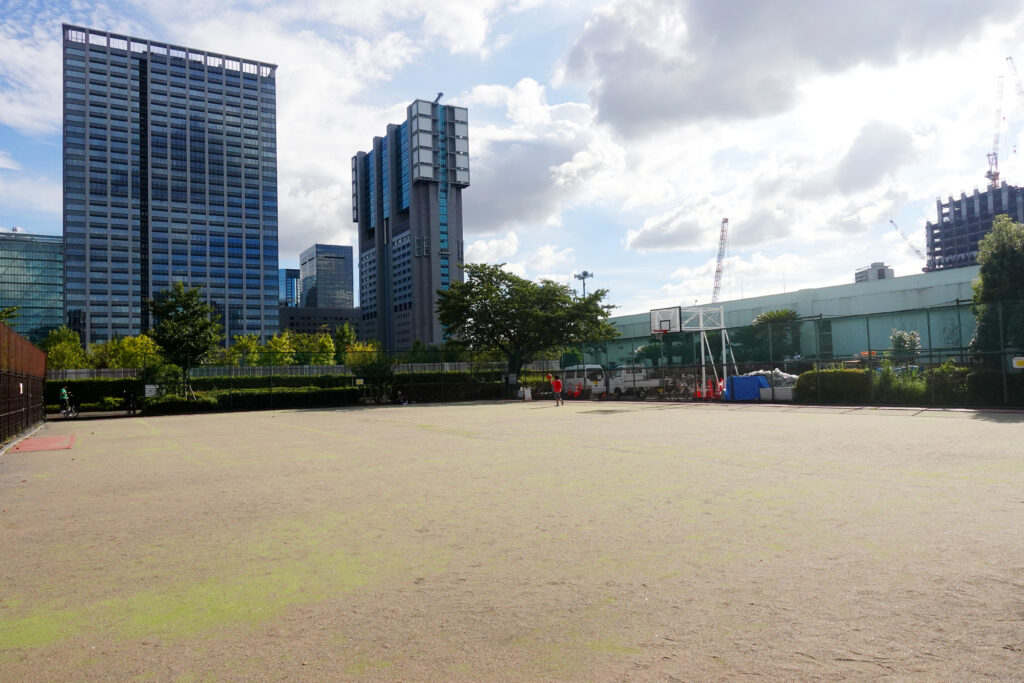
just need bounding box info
[9,435,75,453]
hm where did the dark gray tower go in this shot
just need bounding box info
[62,25,279,345]
[352,99,469,351]
[299,243,354,308]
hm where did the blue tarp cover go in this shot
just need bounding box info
[725,375,765,401]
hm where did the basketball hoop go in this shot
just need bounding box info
[654,319,671,343]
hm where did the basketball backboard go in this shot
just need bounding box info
[649,307,682,335]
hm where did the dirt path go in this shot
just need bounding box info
[2,402,1022,680]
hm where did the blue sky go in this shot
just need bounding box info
[3,0,1024,317]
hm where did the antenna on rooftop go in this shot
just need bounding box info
[434,92,443,104]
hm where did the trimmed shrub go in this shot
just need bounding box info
[926,361,971,404]
[207,386,361,411]
[794,369,871,404]
[967,369,1005,404]
[45,378,144,408]
[189,374,357,391]
[143,394,219,416]
[873,364,928,405]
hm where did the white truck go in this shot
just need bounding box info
[606,365,674,399]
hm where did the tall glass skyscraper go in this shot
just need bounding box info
[299,244,354,308]
[278,268,300,307]
[0,230,64,343]
[62,25,279,344]
[352,99,469,351]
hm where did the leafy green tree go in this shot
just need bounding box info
[293,331,335,365]
[87,339,119,369]
[345,339,392,377]
[436,263,618,378]
[634,341,663,368]
[147,282,223,393]
[752,309,802,359]
[87,335,162,369]
[726,325,763,362]
[231,333,262,365]
[971,215,1024,351]
[332,322,357,364]
[560,347,583,367]
[39,326,90,370]
[0,306,19,324]
[258,329,295,366]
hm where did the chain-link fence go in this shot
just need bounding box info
[38,298,1024,412]
[1,323,46,443]
[533,299,1024,406]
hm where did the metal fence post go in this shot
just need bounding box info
[866,314,874,403]
[998,300,1008,405]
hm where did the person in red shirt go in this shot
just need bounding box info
[550,374,564,406]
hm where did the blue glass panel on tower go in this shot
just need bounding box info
[62,24,279,343]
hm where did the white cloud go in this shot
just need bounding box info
[565,0,1020,136]
[0,22,63,136]
[0,172,62,215]
[527,243,573,272]
[466,231,519,263]
[0,151,21,171]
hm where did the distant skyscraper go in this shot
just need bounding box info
[279,268,300,307]
[62,25,279,345]
[299,244,354,308]
[352,99,469,350]
[0,230,64,343]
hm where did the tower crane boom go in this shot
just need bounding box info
[711,217,729,304]
[1006,57,1024,109]
[889,219,925,260]
[986,75,1005,188]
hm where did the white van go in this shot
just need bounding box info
[559,364,606,399]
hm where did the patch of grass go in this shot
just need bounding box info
[343,655,394,676]
[0,514,409,649]
[0,609,86,649]
[584,638,642,655]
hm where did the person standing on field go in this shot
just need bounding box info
[551,374,563,406]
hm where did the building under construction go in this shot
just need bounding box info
[925,182,1024,270]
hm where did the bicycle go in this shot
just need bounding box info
[62,396,80,419]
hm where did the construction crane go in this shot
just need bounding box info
[986,75,1005,188]
[1006,57,1024,110]
[711,217,729,303]
[889,219,925,260]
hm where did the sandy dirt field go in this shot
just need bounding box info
[1,401,1023,681]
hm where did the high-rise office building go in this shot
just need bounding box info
[299,244,353,308]
[279,268,300,307]
[62,25,279,345]
[352,99,469,351]
[0,229,64,343]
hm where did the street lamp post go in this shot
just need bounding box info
[574,270,593,297]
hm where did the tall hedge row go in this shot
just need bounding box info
[793,369,872,404]
[45,378,144,405]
